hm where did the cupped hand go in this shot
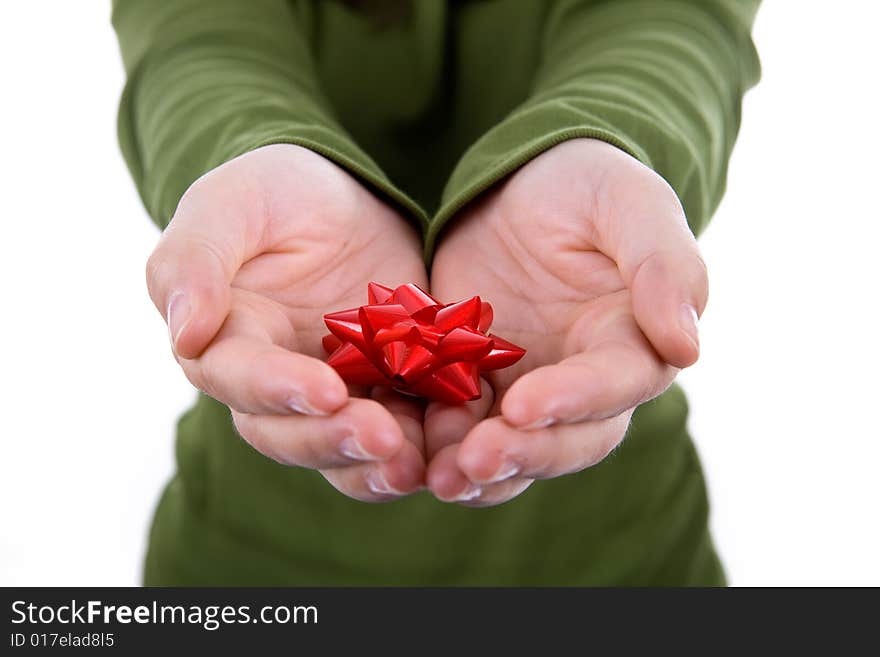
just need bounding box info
[425,139,708,506]
[146,144,428,502]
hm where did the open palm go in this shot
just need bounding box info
[148,144,428,501]
[425,139,708,506]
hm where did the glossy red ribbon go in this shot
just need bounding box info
[322,283,525,404]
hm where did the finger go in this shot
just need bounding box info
[231,398,405,469]
[599,173,709,368]
[423,379,494,459]
[630,249,708,368]
[501,335,674,429]
[146,180,255,359]
[371,388,426,456]
[427,443,533,506]
[456,412,633,484]
[321,441,426,503]
[183,334,347,415]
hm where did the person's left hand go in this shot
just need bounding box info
[424,139,708,506]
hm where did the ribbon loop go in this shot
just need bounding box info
[323,283,526,403]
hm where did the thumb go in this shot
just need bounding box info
[146,195,246,360]
[602,178,708,368]
[629,247,708,368]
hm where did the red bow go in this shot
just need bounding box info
[322,283,525,404]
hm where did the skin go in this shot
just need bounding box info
[425,139,708,506]
[147,144,428,501]
[147,139,707,507]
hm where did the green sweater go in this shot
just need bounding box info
[113,0,759,585]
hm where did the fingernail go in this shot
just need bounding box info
[449,483,482,503]
[365,470,402,497]
[167,292,191,350]
[338,436,378,462]
[288,395,327,416]
[489,461,520,483]
[519,416,555,431]
[680,303,700,348]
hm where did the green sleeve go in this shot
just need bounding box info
[426,0,761,256]
[112,0,426,231]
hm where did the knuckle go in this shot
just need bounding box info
[657,177,686,220]
[692,249,709,277]
[586,442,614,470]
[621,343,665,399]
[574,437,615,473]
[299,431,328,468]
[248,350,286,401]
[271,435,310,467]
[513,435,555,480]
[347,398,385,427]
[230,410,252,436]
[176,357,209,395]
[144,248,168,301]
[326,469,386,504]
[175,172,212,213]
[191,234,234,279]
[687,247,709,283]
[198,358,245,411]
[232,413,300,467]
[468,479,532,507]
[231,412,261,450]
[193,358,222,401]
[691,252,710,307]
[600,422,629,461]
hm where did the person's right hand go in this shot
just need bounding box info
[146,144,428,502]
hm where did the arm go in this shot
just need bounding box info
[427,0,761,255]
[113,0,425,230]
[113,0,428,502]
[425,1,760,505]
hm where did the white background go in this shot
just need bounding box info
[1,2,877,586]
